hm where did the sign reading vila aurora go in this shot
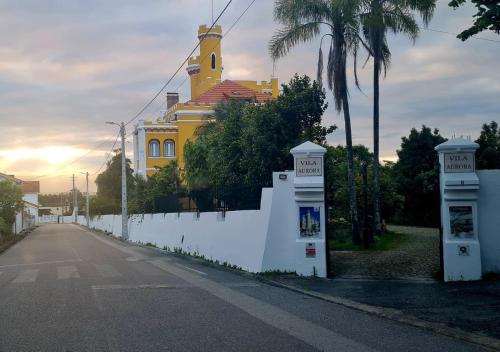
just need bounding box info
[444,152,475,173]
[296,157,322,177]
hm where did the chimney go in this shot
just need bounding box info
[167,92,179,109]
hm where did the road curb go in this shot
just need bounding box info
[77,225,499,351]
[259,278,500,351]
[0,228,34,255]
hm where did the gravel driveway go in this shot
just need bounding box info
[330,225,441,279]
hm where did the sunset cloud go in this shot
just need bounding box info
[0,0,498,192]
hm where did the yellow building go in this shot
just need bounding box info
[133,24,279,178]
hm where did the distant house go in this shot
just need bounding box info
[0,172,40,234]
[39,205,70,216]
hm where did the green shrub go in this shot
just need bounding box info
[0,217,12,236]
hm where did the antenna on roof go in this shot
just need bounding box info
[211,0,214,25]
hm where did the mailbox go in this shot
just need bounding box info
[435,139,482,282]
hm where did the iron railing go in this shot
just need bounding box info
[151,182,273,214]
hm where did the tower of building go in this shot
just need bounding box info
[133,23,279,178]
[186,24,223,100]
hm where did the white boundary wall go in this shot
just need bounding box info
[477,170,500,273]
[77,172,314,274]
[40,215,58,224]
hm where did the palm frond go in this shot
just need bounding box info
[274,0,330,24]
[327,39,335,92]
[269,22,321,60]
[381,37,391,78]
[353,41,362,91]
[384,7,420,42]
[403,0,436,27]
[317,45,324,89]
[317,33,334,89]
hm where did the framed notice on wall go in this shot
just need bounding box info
[449,205,474,239]
[299,207,321,237]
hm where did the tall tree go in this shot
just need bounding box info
[0,181,23,235]
[449,0,500,41]
[184,75,332,190]
[360,0,436,234]
[241,75,333,185]
[393,126,446,227]
[269,0,362,243]
[325,145,402,237]
[475,121,500,169]
[92,151,134,215]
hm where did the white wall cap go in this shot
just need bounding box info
[137,125,178,131]
[444,173,479,183]
[290,141,326,155]
[435,138,479,152]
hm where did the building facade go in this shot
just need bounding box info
[133,24,279,178]
[0,172,40,233]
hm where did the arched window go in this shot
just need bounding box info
[149,140,160,157]
[211,53,216,70]
[164,140,175,157]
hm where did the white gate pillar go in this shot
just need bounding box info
[435,138,482,281]
[290,141,327,277]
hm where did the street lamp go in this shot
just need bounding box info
[80,171,90,227]
[106,121,128,240]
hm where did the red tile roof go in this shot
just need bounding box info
[189,80,273,104]
[0,173,40,193]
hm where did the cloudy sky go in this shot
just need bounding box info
[0,0,498,193]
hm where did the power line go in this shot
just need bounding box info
[124,0,253,134]
[35,0,235,182]
[92,132,121,175]
[124,0,234,127]
[174,0,257,93]
[425,28,500,44]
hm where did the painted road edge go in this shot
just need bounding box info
[259,277,500,352]
[76,224,500,351]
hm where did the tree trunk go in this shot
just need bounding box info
[361,162,372,247]
[342,94,360,245]
[373,54,382,236]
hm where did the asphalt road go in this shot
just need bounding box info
[0,224,489,352]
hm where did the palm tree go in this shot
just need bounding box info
[361,0,436,235]
[270,0,363,243]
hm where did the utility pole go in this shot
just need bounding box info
[85,172,90,227]
[72,174,78,223]
[106,121,128,240]
[120,122,128,240]
[60,192,63,224]
[80,171,90,227]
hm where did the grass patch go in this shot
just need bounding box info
[432,269,443,281]
[482,272,500,281]
[259,269,297,276]
[329,230,406,251]
[0,233,28,254]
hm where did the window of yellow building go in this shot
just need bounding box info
[164,140,175,157]
[149,140,160,157]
